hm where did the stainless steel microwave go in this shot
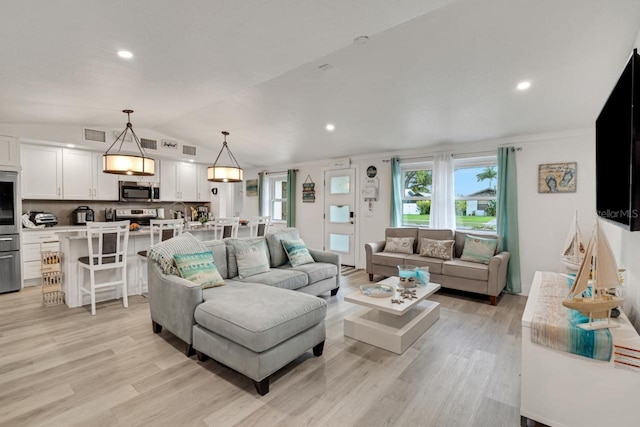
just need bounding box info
[119,182,160,202]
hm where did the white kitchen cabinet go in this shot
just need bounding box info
[92,153,119,200]
[21,230,62,286]
[117,167,160,183]
[160,160,198,201]
[0,136,19,168]
[179,162,198,201]
[62,149,118,200]
[197,164,211,202]
[21,144,63,199]
[160,160,179,201]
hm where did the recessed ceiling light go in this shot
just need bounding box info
[117,50,133,59]
[326,123,335,132]
[66,144,75,148]
[517,81,531,91]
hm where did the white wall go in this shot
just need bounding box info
[515,131,596,294]
[237,129,598,296]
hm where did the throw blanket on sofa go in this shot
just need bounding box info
[531,271,612,361]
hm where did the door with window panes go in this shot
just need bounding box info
[324,169,356,266]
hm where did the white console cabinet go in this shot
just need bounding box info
[521,271,640,427]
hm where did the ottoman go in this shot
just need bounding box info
[192,281,327,395]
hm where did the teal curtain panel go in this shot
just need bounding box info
[286,169,296,227]
[496,147,521,293]
[390,157,402,227]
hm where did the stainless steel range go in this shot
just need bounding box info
[114,208,157,226]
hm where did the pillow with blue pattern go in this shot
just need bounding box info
[173,251,225,288]
[460,235,498,264]
[281,239,315,267]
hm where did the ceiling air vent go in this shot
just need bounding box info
[140,138,157,150]
[183,145,197,156]
[83,128,106,143]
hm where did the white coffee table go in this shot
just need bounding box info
[344,277,441,354]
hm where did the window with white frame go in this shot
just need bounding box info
[266,174,287,222]
[401,162,433,227]
[454,156,498,230]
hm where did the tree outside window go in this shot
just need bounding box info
[454,160,497,230]
[401,165,433,227]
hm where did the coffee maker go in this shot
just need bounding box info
[196,206,208,221]
[73,206,95,225]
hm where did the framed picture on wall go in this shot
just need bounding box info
[538,162,577,193]
[246,179,258,197]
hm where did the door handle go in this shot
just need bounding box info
[0,238,13,241]
[0,255,13,260]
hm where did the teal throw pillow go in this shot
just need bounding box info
[460,235,498,264]
[281,239,315,267]
[234,240,271,279]
[173,251,225,288]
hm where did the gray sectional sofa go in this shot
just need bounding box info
[365,227,510,305]
[147,228,340,395]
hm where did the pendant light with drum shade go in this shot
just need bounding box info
[208,131,243,182]
[103,110,155,176]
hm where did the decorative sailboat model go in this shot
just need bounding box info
[560,211,585,270]
[562,218,623,330]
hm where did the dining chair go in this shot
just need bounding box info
[249,216,271,237]
[211,217,240,240]
[137,219,184,293]
[77,221,130,316]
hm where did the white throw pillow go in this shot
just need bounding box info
[383,237,415,254]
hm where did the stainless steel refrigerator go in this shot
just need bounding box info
[0,171,20,293]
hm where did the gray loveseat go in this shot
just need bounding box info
[148,228,340,394]
[365,227,510,305]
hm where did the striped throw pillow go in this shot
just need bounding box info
[281,239,315,267]
[148,232,209,275]
[173,251,225,288]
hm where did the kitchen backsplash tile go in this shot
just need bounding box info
[22,200,210,226]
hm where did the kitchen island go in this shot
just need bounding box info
[56,224,251,309]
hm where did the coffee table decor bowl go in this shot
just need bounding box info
[359,284,394,298]
[398,276,416,288]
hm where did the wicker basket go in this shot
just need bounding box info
[43,289,65,307]
[42,265,64,307]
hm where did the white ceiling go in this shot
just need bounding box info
[1,0,639,167]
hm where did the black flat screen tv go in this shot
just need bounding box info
[596,48,640,231]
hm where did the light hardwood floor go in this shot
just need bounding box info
[0,272,533,427]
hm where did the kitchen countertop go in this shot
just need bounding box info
[55,224,225,240]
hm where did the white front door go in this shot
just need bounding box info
[324,168,356,266]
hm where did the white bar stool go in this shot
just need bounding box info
[249,216,271,237]
[211,217,240,240]
[77,221,130,316]
[137,219,184,293]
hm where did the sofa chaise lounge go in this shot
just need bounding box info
[148,228,340,394]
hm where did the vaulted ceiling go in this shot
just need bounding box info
[1,0,639,167]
